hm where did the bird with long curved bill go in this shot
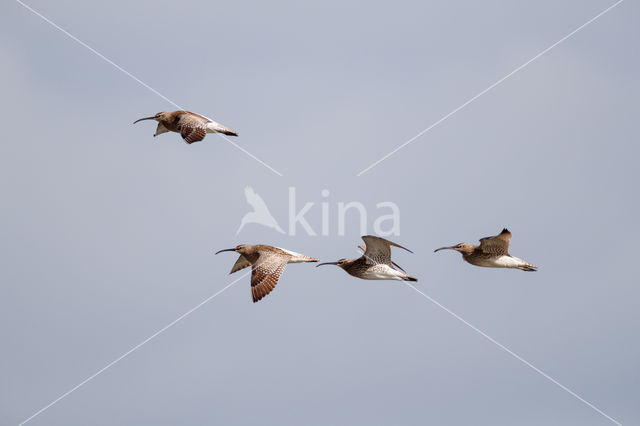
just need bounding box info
[317,235,418,281]
[434,228,537,271]
[215,244,318,303]
[134,110,237,144]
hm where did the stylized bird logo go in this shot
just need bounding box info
[236,186,285,235]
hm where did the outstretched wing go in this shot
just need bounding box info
[178,115,207,144]
[479,228,512,255]
[250,253,288,303]
[358,244,406,272]
[154,122,169,136]
[229,255,251,274]
[361,235,412,266]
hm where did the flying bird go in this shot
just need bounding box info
[434,228,537,271]
[134,110,237,144]
[317,235,417,281]
[357,244,405,272]
[215,244,318,303]
[236,187,285,235]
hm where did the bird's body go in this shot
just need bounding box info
[134,110,237,144]
[435,228,537,271]
[216,244,318,303]
[341,257,413,280]
[317,235,418,281]
[464,253,532,269]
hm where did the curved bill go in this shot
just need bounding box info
[434,246,454,253]
[133,116,156,124]
[215,248,237,255]
[316,261,339,267]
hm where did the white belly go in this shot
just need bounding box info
[485,255,525,269]
[360,264,406,280]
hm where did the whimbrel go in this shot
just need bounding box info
[134,110,237,144]
[357,244,406,273]
[215,244,318,303]
[434,228,537,271]
[317,235,418,281]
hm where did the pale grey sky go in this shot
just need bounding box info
[1,0,638,425]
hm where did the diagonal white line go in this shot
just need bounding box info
[17,272,248,426]
[15,0,284,177]
[357,0,625,176]
[219,134,284,176]
[405,283,622,426]
[14,0,179,109]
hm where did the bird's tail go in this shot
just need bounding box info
[518,262,538,272]
[288,254,319,263]
[207,122,238,136]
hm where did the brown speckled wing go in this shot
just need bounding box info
[250,254,288,303]
[479,228,512,255]
[230,255,251,274]
[180,126,206,144]
[358,244,405,272]
[361,235,412,266]
[178,115,207,144]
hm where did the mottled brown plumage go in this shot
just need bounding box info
[318,236,418,281]
[134,110,237,144]
[358,244,405,272]
[434,228,537,271]
[215,244,318,303]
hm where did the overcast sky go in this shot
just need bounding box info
[1,0,638,425]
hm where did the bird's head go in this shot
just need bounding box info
[434,242,474,255]
[316,258,351,270]
[133,112,168,124]
[215,244,251,256]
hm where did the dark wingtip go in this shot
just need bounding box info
[392,261,406,273]
[405,276,418,282]
[520,264,538,271]
[224,131,238,136]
